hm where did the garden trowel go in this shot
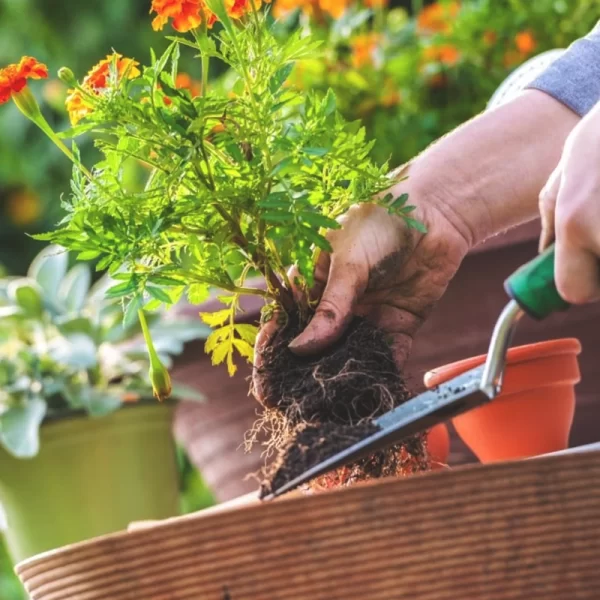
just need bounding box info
[264,242,575,499]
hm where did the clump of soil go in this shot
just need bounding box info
[250,315,430,496]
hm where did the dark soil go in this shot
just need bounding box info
[251,315,430,496]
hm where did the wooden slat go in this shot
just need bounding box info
[16,450,600,599]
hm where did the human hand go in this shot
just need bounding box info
[253,89,579,404]
[252,174,472,403]
[539,100,600,304]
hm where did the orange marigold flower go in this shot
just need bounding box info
[66,53,140,125]
[350,33,381,69]
[423,44,460,66]
[364,0,388,8]
[515,30,537,55]
[417,1,460,34]
[150,0,216,32]
[225,0,266,18]
[0,57,48,105]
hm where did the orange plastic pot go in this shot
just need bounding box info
[426,423,450,469]
[424,338,581,464]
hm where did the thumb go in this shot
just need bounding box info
[288,259,365,356]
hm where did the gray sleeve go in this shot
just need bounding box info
[526,20,600,116]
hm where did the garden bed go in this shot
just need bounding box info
[16,450,600,599]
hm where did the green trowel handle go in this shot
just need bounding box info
[504,243,569,320]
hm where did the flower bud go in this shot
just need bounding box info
[149,357,172,402]
[58,67,77,87]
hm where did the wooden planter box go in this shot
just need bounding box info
[16,450,600,599]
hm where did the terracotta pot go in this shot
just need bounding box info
[423,338,581,464]
[426,423,450,468]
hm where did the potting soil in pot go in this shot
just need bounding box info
[253,315,430,497]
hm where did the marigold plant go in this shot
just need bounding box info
[3,0,419,393]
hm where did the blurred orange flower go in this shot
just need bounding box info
[319,0,349,18]
[66,53,140,125]
[423,44,460,66]
[515,30,537,55]
[364,0,388,7]
[502,49,523,69]
[273,0,347,20]
[380,79,401,107]
[176,73,202,97]
[151,0,216,31]
[417,1,460,34]
[483,30,497,46]
[5,187,42,227]
[427,72,447,88]
[0,57,48,105]
[163,72,202,105]
[351,33,381,68]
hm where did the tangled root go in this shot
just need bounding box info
[249,316,430,496]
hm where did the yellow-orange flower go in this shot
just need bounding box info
[0,57,48,105]
[515,30,537,55]
[350,33,381,69]
[423,44,460,66]
[417,1,460,34]
[65,91,94,125]
[66,53,140,125]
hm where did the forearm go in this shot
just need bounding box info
[402,89,580,249]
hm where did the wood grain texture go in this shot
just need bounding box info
[16,450,600,600]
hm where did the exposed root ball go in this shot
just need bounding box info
[257,316,408,425]
[259,422,429,499]
[252,316,430,495]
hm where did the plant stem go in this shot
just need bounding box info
[35,119,94,180]
[193,28,211,97]
[138,309,159,364]
[249,0,263,53]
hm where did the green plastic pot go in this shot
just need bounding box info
[0,402,180,563]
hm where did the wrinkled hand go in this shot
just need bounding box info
[539,100,600,304]
[252,182,471,402]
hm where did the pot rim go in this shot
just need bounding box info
[424,338,581,388]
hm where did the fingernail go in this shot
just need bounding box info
[288,336,303,350]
